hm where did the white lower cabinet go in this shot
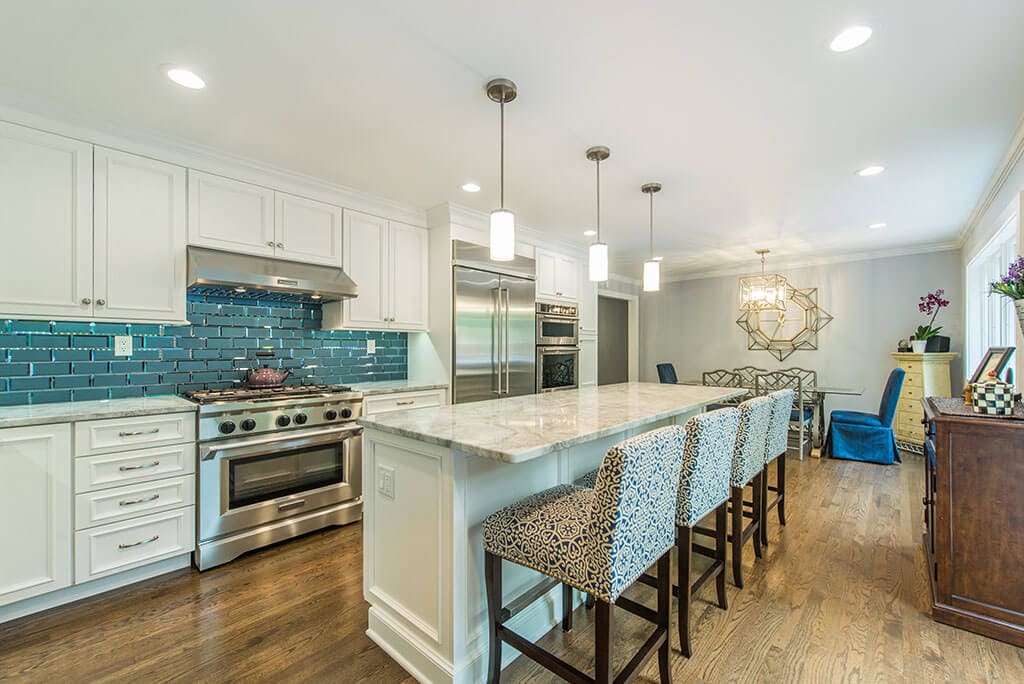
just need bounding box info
[580,336,598,387]
[0,424,73,608]
[75,475,195,529]
[363,388,447,417]
[75,507,195,582]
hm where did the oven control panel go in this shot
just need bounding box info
[197,396,363,441]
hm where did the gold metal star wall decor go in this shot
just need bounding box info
[736,286,833,361]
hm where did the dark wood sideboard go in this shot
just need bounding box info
[922,397,1024,647]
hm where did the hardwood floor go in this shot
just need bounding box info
[1,454,1022,683]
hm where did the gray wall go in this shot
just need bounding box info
[639,249,964,414]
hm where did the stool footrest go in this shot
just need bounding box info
[498,576,561,623]
[615,594,659,624]
[498,625,592,683]
[692,525,717,537]
[692,542,717,559]
[691,558,724,595]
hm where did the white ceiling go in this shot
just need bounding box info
[2,1,1023,279]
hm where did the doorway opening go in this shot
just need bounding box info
[598,295,629,385]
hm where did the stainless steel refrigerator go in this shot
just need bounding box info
[452,240,536,404]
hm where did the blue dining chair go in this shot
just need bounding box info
[822,368,905,464]
[656,363,678,384]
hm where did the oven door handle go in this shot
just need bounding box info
[199,425,362,461]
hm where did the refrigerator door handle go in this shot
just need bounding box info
[492,287,502,395]
[503,287,511,394]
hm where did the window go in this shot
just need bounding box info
[966,213,1018,380]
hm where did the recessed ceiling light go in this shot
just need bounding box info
[583,229,597,237]
[830,26,873,53]
[857,165,885,177]
[868,222,887,229]
[460,182,481,193]
[166,67,205,89]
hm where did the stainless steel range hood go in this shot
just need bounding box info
[187,246,358,301]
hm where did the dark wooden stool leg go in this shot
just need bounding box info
[778,453,787,526]
[731,485,744,588]
[595,599,613,683]
[678,525,693,657]
[657,551,672,683]
[561,583,573,632]
[715,502,728,610]
[484,551,503,684]
[760,467,770,548]
[585,593,595,610]
[752,473,763,559]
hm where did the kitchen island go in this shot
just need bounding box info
[357,382,745,683]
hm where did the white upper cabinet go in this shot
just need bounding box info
[580,336,598,387]
[0,122,93,319]
[535,249,578,302]
[389,221,429,330]
[342,210,389,328]
[94,148,187,322]
[324,210,428,332]
[187,170,276,257]
[0,424,72,608]
[274,192,343,266]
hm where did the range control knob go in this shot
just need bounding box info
[219,421,236,435]
[240,419,257,432]
[324,409,338,421]
[294,413,308,425]
[276,415,291,427]
[340,407,353,419]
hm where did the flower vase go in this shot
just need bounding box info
[911,340,927,353]
[1016,299,1024,337]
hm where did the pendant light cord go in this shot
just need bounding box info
[648,190,654,258]
[595,159,601,242]
[499,99,505,209]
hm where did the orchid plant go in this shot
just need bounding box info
[989,256,1024,300]
[912,289,950,341]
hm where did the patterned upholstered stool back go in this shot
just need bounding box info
[764,389,795,463]
[588,425,687,602]
[730,395,774,486]
[676,407,739,527]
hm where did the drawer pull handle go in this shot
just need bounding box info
[119,461,160,471]
[278,499,306,512]
[119,535,160,550]
[119,493,160,507]
[119,428,160,437]
[396,400,415,406]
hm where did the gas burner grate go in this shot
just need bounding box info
[184,384,353,404]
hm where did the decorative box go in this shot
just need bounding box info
[971,379,1016,415]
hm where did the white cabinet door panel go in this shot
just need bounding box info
[94,148,187,322]
[535,250,558,300]
[580,336,598,387]
[0,122,93,318]
[74,413,196,457]
[556,256,579,301]
[74,506,195,583]
[579,277,598,336]
[274,192,343,267]
[343,210,389,329]
[75,476,194,530]
[0,424,72,607]
[187,170,275,256]
[389,221,428,331]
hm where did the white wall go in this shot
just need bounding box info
[639,249,964,414]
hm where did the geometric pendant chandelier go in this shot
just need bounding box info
[736,286,833,361]
[739,248,788,313]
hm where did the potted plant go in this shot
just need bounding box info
[990,256,1024,336]
[911,289,950,353]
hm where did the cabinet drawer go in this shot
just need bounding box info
[74,506,195,583]
[901,384,923,401]
[897,397,922,416]
[75,442,195,493]
[898,359,922,374]
[902,372,923,390]
[898,423,925,440]
[75,476,194,530]
[363,389,446,417]
[898,412,922,430]
[75,412,195,456]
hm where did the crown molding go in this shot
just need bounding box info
[0,92,427,228]
[957,111,1024,249]
[662,240,960,283]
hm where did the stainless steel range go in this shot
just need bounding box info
[185,384,364,570]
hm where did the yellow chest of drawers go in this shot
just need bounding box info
[890,352,957,445]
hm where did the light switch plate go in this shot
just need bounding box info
[113,335,133,357]
[377,464,395,499]
[367,339,376,354]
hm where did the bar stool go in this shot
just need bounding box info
[576,408,739,657]
[760,389,794,547]
[724,395,774,588]
[482,426,688,683]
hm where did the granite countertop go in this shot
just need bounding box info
[0,395,197,429]
[351,379,449,397]
[358,382,745,463]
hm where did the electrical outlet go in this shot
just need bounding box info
[366,338,376,354]
[113,335,133,357]
[377,464,395,500]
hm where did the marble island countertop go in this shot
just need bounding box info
[350,379,448,396]
[0,395,197,429]
[358,382,745,463]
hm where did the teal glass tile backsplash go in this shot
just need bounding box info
[0,292,407,406]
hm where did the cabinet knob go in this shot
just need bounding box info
[267,241,275,246]
[276,242,284,249]
[81,298,92,305]
[96,299,106,306]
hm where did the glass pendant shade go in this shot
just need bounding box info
[739,273,788,311]
[489,209,515,261]
[643,259,660,292]
[589,242,608,282]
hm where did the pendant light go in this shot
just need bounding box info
[486,78,517,261]
[587,146,610,281]
[641,182,661,292]
[739,249,788,312]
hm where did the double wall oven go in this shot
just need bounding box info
[536,302,580,393]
